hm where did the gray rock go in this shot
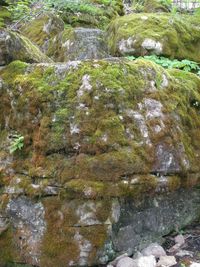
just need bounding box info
[6,197,46,266]
[176,250,193,257]
[54,28,110,61]
[141,243,166,258]
[174,234,185,246]
[157,256,177,267]
[109,253,128,266]
[116,257,137,267]
[112,190,200,254]
[136,255,156,267]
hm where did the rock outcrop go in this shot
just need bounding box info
[1,0,200,266]
[0,58,200,266]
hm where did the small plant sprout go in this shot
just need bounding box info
[9,134,24,154]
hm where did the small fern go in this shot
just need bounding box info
[9,134,24,154]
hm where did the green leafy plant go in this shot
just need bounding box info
[45,0,102,15]
[6,0,34,21]
[9,134,24,154]
[127,55,200,75]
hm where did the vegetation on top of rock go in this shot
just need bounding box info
[4,0,124,29]
[127,55,200,76]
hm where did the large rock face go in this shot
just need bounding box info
[106,13,200,61]
[0,58,200,266]
[0,30,52,65]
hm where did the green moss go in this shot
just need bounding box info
[21,13,65,53]
[0,228,18,265]
[1,58,200,199]
[0,60,28,83]
[0,7,11,28]
[107,13,200,62]
[41,197,109,266]
[143,0,171,12]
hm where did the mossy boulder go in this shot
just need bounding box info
[1,58,200,265]
[130,0,171,13]
[0,30,52,65]
[0,58,200,189]
[58,0,124,29]
[20,13,65,55]
[0,7,11,28]
[20,13,110,61]
[106,13,200,62]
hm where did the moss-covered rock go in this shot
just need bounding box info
[106,13,200,62]
[0,58,200,188]
[20,13,65,55]
[48,27,110,61]
[58,0,124,29]
[1,58,200,266]
[130,0,171,13]
[0,30,52,65]
[20,13,110,61]
[0,7,11,28]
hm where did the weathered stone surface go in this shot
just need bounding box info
[157,255,177,267]
[112,190,200,256]
[116,256,137,267]
[0,30,52,65]
[141,243,166,258]
[6,197,46,266]
[0,58,200,266]
[107,13,200,61]
[49,27,110,61]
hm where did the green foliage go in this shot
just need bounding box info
[127,55,200,75]
[0,7,11,28]
[6,0,34,21]
[9,134,24,154]
[45,0,103,16]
